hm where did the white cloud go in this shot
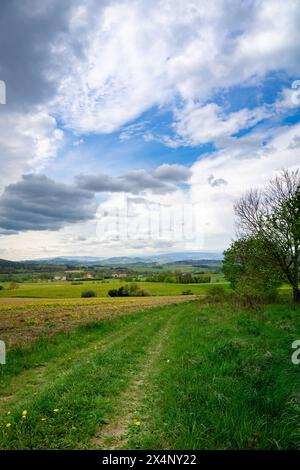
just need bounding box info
[52,0,300,134]
[0,109,63,191]
[90,121,300,253]
[170,103,268,146]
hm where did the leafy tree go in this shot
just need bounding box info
[223,236,282,307]
[234,169,300,303]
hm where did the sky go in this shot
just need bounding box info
[0,0,299,260]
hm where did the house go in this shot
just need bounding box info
[53,275,66,281]
[83,272,94,279]
[111,273,127,278]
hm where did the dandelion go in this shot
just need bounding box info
[6,423,11,428]
[53,408,60,413]
[7,411,11,415]
[134,420,141,426]
[41,418,47,421]
[22,410,28,417]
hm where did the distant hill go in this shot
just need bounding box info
[0,258,22,268]
[24,256,106,266]
[21,251,223,266]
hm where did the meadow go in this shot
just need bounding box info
[0,298,299,449]
[0,279,228,298]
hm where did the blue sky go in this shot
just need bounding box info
[0,0,299,259]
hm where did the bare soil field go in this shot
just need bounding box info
[0,295,195,348]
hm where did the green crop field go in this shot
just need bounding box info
[0,279,229,298]
[0,299,299,450]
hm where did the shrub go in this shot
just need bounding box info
[233,279,278,309]
[206,285,227,303]
[182,289,194,295]
[108,288,119,297]
[0,285,3,290]
[81,289,97,298]
[108,283,150,297]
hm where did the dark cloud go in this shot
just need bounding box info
[153,164,191,182]
[124,169,175,194]
[77,164,191,195]
[77,173,129,193]
[0,0,75,109]
[77,171,175,194]
[0,174,96,232]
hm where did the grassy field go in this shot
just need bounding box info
[0,280,228,298]
[0,299,299,449]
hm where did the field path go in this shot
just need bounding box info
[0,303,187,449]
[91,310,178,449]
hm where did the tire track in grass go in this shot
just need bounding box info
[0,308,164,411]
[0,306,176,449]
[91,308,180,450]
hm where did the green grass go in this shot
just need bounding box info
[129,302,300,450]
[0,280,229,298]
[0,300,299,449]
[0,305,176,449]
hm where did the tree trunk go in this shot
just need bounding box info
[293,286,300,304]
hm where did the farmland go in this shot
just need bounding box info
[0,279,227,298]
[0,295,195,348]
[0,299,299,449]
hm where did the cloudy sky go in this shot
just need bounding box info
[0,0,299,260]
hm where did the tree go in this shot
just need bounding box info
[234,169,300,303]
[223,236,282,307]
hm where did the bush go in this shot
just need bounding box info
[108,283,150,297]
[233,279,278,309]
[0,285,3,290]
[81,289,97,298]
[182,289,194,295]
[108,288,119,297]
[206,285,227,303]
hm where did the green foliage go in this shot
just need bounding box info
[108,283,150,297]
[81,289,97,298]
[206,285,227,303]
[145,270,211,284]
[223,236,281,307]
[181,289,194,295]
[234,169,300,303]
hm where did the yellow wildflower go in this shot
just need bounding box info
[53,408,60,413]
[134,420,141,426]
[22,410,28,416]
[6,423,11,428]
